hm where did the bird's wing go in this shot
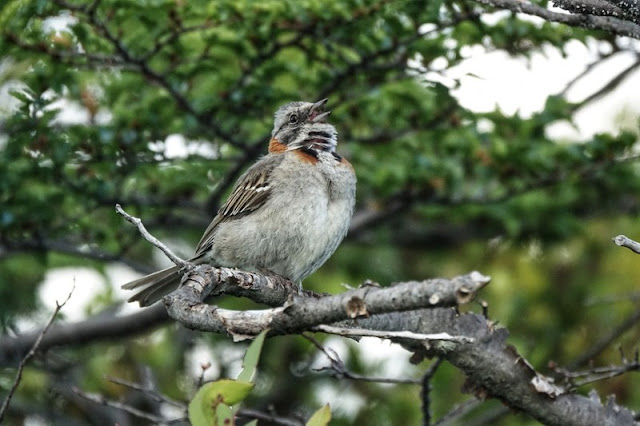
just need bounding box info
[195,154,283,255]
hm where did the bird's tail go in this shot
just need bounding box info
[121,265,181,307]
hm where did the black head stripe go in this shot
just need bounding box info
[308,131,332,139]
[301,146,319,159]
[300,146,342,162]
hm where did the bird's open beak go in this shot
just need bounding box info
[310,98,331,122]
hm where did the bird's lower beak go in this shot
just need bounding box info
[310,98,331,122]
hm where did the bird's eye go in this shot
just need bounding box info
[289,114,299,124]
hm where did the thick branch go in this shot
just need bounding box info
[163,266,490,339]
[356,309,638,426]
[164,265,637,425]
[0,304,168,366]
[0,269,486,362]
[1,263,635,424]
[473,0,640,39]
[554,0,639,22]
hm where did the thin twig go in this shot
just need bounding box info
[585,291,640,306]
[422,358,444,426]
[115,204,188,268]
[197,362,212,389]
[313,325,475,344]
[236,408,305,426]
[303,333,421,385]
[457,404,511,426]
[433,399,484,426]
[0,286,75,422]
[572,58,640,113]
[72,387,181,424]
[106,376,186,409]
[558,49,620,99]
[568,306,640,369]
[555,358,640,389]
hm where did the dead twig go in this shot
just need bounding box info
[115,204,188,268]
[0,285,75,422]
[304,333,421,385]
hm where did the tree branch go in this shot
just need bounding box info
[558,49,621,99]
[613,234,640,254]
[422,358,444,426]
[167,265,637,425]
[572,57,640,113]
[568,305,640,368]
[0,304,168,366]
[71,386,177,424]
[472,0,640,39]
[115,204,188,268]
[359,309,637,425]
[554,0,639,22]
[433,399,483,426]
[0,286,74,422]
[163,265,490,339]
[106,375,185,409]
[304,333,422,385]
[236,408,305,426]
[158,265,636,424]
[555,354,640,389]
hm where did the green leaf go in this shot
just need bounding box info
[0,0,24,29]
[188,379,255,426]
[306,404,332,426]
[8,89,33,104]
[216,403,234,426]
[237,329,268,382]
[188,394,212,426]
[231,330,268,418]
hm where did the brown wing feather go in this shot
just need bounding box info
[195,155,283,255]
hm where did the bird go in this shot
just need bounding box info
[122,99,357,306]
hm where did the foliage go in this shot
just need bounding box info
[306,404,331,426]
[189,330,267,426]
[0,0,639,424]
[189,379,255,425]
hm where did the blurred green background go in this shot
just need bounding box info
[1,0,639,424]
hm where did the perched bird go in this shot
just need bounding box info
[122,99,357,306]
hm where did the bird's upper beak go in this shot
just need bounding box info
[310,98,331,122]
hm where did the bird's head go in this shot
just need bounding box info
[270,98,337,153]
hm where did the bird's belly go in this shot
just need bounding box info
[209,177,350,282]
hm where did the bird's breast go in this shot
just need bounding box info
[209,151,355,282]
